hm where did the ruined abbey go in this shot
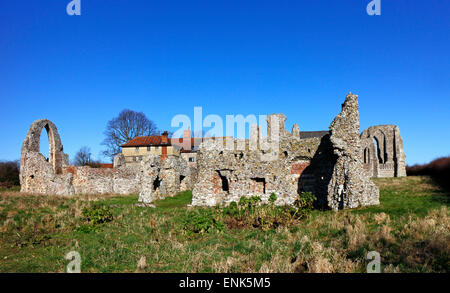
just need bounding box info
[19,93,407,210]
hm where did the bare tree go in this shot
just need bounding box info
[74,146,91,166]
[102,109,159,159]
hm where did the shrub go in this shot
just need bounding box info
[82,204,113,225]
[77,204,113,233]
[183,209,225,235]
[224,193,316,230]
[269,193,277,205]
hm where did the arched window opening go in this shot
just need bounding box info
[40,125,50,161]
[373,137,383,164]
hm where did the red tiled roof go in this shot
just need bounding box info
[121,136,232,149]
[99,164,113,169]
[120,136,170,147]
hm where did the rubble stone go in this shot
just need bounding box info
[138,154,195,203]
[191,93,381,210]
[326,93,380,210]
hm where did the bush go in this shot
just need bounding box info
[183,194,316,234]
[183,209,225,235]
[82,204,114,225]
[77,204,113,233]
[290,192,316,219]
[226,193,316,230]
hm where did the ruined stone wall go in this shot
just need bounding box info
[360,125,406,178]
[64,165,140,195]
[20,119,74,195]
[191,93,380,210]
[191,113,331,207]
[326,94,380,210]
[20,119,140,196]
[191,138,322,207]
[138,154,196,203]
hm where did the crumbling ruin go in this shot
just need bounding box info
[138,154,196,204]
[191,93,380,210]
[20,92,403,210]
[326,94,379,209]
[20,119,141,195]
[360,125,407,178]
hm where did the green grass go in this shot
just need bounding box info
[0,176,448,273]
[152,191,192,209]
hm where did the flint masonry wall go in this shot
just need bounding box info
[138,154,196,203]
[326,94,380,209]
[191,93,380,210]
[20,119,140,195]
[21,92,391,211]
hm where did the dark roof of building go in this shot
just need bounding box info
[300,131,329,139]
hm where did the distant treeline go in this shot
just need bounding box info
[407,156,450,191]
[0,160,20,189]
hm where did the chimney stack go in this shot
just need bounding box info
[161,131,169,144]
[183,127,191,150]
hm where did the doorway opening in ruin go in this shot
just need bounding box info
[180,175,186,184]
[153,176,161,191]
[217,172,229,192]
[251,178,266,194]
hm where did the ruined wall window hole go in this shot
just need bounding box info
[251,177,266,194]
[217,171,229,192]
[153,176,161,191]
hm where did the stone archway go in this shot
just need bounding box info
[21,119,65,174]
[20,119,73,195]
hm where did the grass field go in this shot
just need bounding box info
[0,176,448,273]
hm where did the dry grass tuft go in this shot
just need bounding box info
[345,215,367,250]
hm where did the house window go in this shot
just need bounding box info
[139,156,143,161]
[135,147,139,152]
[133,156,137,162]
[155,146,159,150]
[147,146,151,151]
[189,157,195,162]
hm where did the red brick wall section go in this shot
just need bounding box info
[290,162,310,175]
[161,146,167,161]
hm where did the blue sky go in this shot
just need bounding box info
[0,0,449,164]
